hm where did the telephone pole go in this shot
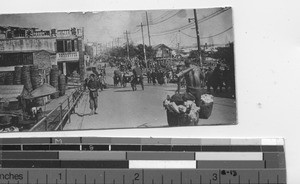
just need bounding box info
[137,23,147,68]
[116,37,120,47]
[124,30,130,60]
[193,9,201,66]
[145,11,151,46]
[189,9,202,66]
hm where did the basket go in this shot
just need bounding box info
[166,110,197,127]
[199,102,213,119]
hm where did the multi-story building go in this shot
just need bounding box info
[0,26,85,82]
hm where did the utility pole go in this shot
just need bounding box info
[124,30,130,60]
[145,11,151,46]
[189,9,202,66]
[193,9,201,66]
[116,37,120,47]
[137,23,147,68]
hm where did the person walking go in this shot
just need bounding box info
[87,74,100,115]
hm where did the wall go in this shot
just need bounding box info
[0,38,56,52]
[33,51,55,75]
[78,38,85,82]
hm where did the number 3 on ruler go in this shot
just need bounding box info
[212,173,218,181]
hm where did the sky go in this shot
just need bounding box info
[0,7,233,49]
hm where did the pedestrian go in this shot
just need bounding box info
[132,62,144,90]
[87,74,100,115]
[151,69,157,85]
[176,60,203,107]
[147,69,151,83]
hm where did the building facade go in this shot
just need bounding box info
[0,26,85,80]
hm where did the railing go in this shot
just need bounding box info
[56,29,71,37]
[57,52,79,61]
[29,87,84,132]
[32,31,50,37]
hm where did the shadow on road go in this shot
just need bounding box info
[73,112,91,117]
[114,89,134,92]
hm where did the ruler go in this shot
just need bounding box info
[0,137,286,184]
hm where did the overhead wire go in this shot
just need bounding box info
[149,10,183,25]
[151,7,230,36]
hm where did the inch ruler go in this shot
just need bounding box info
[0,137,286,184]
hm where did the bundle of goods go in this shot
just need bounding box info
[199,94,214,119]
[58,74,66,96]
[5,72,14,85]
[30,65,42,90]
[50,65,59,99]
[163,93,200,126]
[14,66,22,84]
[21,65,33,92]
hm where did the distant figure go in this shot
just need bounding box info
[151,69,157,85]
[132,63,144,90]
[147,69,151,83]
[87,74,100,115]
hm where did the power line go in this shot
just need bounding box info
[151,10,175,22]
[180,26,233,40]
[151,8,230,36]
[150,10,183,25]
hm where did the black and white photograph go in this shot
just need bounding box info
[0,7,236,132]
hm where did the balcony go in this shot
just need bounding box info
[56,52,79,62]
[32,31,51,37]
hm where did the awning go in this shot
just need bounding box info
[0,85,27,102]
[25,83,57,99]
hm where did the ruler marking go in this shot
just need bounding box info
[46,174,48,184]
[94,179,96,184]
[229,179,231,184]
[104,171,106,184]
[36,178,38,184]
[123,175,125,184]
[85,174,87,184]
[113,179,115,184]
[152,179,154,184]
[219,170,221,184]
[190,179,192,184]
[171,179,173,184]
[200,175,202,184]
[75,179,77,184]
[142,169,145,184]
[65,169,68,184]
[258,171,260,184]
[161,175,164,184]
[56,179,58,184]
[180,171,182,184]
[209,179,211,184]
[27,170,29,184]
[267,179,270,184]
[238,175,240,184]
[248,179,250,184]
[277,175,279,184]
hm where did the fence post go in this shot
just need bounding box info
[68,97,71,124]
[59,103,63,122]
[45,120,48,131]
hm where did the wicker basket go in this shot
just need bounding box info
[199,102,213,119]
[166,110,198,126]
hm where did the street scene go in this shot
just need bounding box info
[0,7,236,132]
